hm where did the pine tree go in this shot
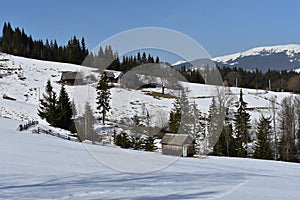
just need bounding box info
[129,114,144,150]
[169,92,183,133]
[141,52,147,64]
[38,80,58,126]
[253,116,273,160]
[155,56,160,63]
[234,89,251,157]
[56,85,73,130]
[178,91,191,135]
[144,136,156,151]
[189,102,205,154]
[137,52,141,63]
[169,91,193,134]
[207,97,219,149]
[115,132,131,148]
[81,37,88,61]
[213,122,236,157]
[96,73,111,124]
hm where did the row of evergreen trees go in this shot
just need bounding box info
[179,65,300,93]
[116,52,160,72]
[211,89,251,157]
[168,87,300,162]
[3,22,300,93]
[0,22,88,64]
[83,47,161,73]
[114,132,156,152]
[213,92,300,162]
[0,22,162,74]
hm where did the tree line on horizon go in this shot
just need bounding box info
[0,22,88,64]
[83,47,161,72]
[0,22,161,71]
[2,22,300,94]
[179,65,300,93]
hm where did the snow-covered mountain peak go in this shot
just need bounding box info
[212,44,300,71]
[172,60,187,66]
[213,44,300,63]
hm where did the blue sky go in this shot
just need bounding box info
[1,0,300,59]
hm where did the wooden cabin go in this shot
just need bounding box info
[60,71,84,85]
[104,70,123,83]
[161,133,194,157]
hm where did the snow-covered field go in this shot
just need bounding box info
[0,53,296,126]
[1,54,300,199]
[1,117,300,199]
[0,53,95,121]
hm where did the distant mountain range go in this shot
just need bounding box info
[213,44,300,71]
[173,44,300,72]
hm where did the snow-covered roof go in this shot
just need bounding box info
[61,71,83,80]
[161,133,193,146]
[104,70,123,79]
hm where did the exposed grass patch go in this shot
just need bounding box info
[145,91,176,99]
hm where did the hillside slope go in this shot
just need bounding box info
[0,53,95,121]
[1,117,300,199]
[0,53,296,128]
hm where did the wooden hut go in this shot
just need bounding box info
[161,133,194,157]
[60,71,83,85]
[104,70,123,83]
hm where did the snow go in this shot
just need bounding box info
[172,60,187,66]
[0,53,96,122]
[1,117,300,199]
[0,52,296,134]
[1,54,300,199]
[213,44,300,63]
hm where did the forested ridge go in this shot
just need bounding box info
[2,22,300,93]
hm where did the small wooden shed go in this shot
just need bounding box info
[161,133,194,157]
[104,70,123,83]
[60,71,83,85]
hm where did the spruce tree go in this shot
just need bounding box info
[213,124,235,156]
[169,91,193,134]
[115,132,131,148]
[178,91,191,134]
[144,136,156,151]
[130,114,144,150]
[234,89,251,157]
[207,97,219,148]
[207,92,230,153]
[141,52,147,64]
[169,97,181,133]
[189,102,205,154]
[56,85,73,130]
[155,56,160,63]
[96,73,111,124]
[253,116,273,160]
[38,80,58,126]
